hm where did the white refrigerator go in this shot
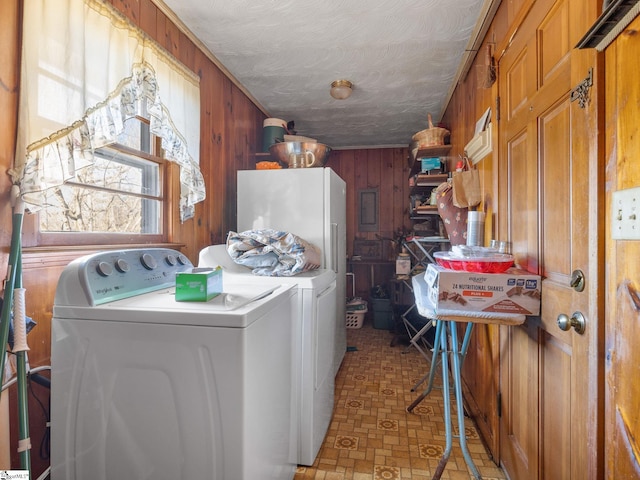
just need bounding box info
[237,167,347,376]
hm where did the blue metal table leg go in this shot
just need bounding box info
[459,322,474,359]
[406,320,443,411]
[409,319,440,391]
[411,320,473,396]
[407,318,483,478]
[450,322,482,479]
[431,321,453,479]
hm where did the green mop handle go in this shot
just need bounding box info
[0,186,30,475]
[13,283,32,474]
[0,185,24,402]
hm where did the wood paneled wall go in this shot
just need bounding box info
[330,148,413,299]
[604,14,640,479]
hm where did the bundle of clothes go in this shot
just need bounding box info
[226,229,321,276]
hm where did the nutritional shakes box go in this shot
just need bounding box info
[424,263,541,315]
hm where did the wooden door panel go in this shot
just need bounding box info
[541,330,572,480]
[508,129,539,272]
[538,0,571,86]
[505,48,534,123]
[501,321,539,479]
[541,100,571,278]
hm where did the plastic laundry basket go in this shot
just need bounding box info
[346,307,367,329]
[345,272,367,328]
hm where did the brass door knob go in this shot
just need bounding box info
[557,312,586,334]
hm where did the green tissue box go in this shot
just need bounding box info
[175,267,223,302]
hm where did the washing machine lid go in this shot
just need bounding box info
[198,244,336,290]
[53,283,295,328]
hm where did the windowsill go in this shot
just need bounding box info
[22,242,186,255]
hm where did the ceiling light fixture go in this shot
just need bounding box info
[330,80,353,100]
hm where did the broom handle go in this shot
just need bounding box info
[0,187,24,401]
[14,284,32,474]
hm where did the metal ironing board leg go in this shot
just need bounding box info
[431,321,452,479]
[406,320,443,411]
[407,319,474,409]
[407,316,435,360]
[449,322,482,479]
[400,277,435,358]
[431,321,482,480]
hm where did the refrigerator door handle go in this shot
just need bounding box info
[331,223,338,273]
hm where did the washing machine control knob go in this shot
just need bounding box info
[165,254,177,266]
[96,261,113,277]
[140,253,158,270]
[115,258,130,273]
[177,254,189,265]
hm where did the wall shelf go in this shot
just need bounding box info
[407,144,452,177]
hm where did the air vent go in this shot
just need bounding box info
[576,0,640,51]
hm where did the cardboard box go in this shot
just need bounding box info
[175,267,223,302]
[420,157,441,172]
[424,263,541,315]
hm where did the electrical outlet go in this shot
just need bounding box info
[612,187,640,240]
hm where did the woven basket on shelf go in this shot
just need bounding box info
[412,113,450,147]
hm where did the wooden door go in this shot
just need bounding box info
[497,0,603,478]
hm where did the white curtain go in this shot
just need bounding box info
[12,0,205,222]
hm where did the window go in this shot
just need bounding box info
[15,0,204,242]
[36,116,168,245]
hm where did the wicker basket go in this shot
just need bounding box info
[412,113,450,147]
[346,308,367,329]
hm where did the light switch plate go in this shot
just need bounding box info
[612,187,640,240]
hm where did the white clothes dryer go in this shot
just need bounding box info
[199,244,336,466]
[51,248,297,480]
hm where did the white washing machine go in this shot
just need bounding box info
[199,245,336,466]
[51,248,297,480]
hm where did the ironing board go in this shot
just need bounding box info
[408,271,525,480]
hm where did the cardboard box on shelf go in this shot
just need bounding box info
[424,263,541,315]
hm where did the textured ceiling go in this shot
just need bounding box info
[158,0,489,149]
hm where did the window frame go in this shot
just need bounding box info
[24,126,171,248]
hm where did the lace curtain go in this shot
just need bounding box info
[12,0,205,222]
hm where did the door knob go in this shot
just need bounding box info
[556,311,586,334]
